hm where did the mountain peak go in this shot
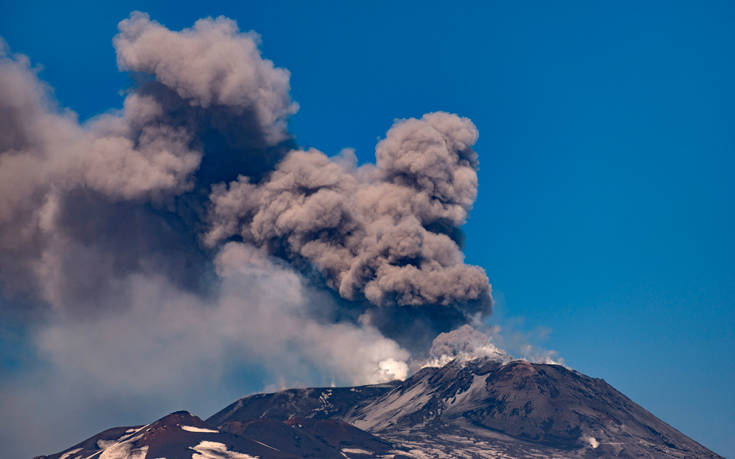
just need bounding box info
[38,359,722,458]
[209,358,720,457]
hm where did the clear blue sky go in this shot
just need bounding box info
[1,1,733,456]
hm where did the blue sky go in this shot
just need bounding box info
[1,1,733,456]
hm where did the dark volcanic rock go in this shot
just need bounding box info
[282,418,393,454]
[207,382,399,426]
[218,418,344,458]
[214,417,395,458]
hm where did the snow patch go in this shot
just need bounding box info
[253,440,280,451]
[59,448,82,459]
[99,444,148,459]
[190,441,259,458]
[181,425,219,433]
[96,440,116,449]
[342,447,372,455]
[88,424,150,459]
[585,436,599,449]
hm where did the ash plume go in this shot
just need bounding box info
[0,14,501,455]
[206,112,492,350]
[0,12,300,313]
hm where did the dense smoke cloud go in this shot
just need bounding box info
[0,12,504,455]
[0,12,297,312]
[206,112,492,343]
[114,12,298,146]
[0,41,194,310]
[1,10,491,345]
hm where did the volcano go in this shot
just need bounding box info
[37,358,721,458]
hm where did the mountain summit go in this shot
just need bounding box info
[38,358,721,458]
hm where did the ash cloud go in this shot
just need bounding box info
[0,9,491,380]
[206,113,492,350]
[114,12,297,145]
[0,11,498,457]
[0,12,296,312]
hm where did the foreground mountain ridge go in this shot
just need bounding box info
[37,358,722,458]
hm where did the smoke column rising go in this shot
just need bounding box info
[0,11,509,457]
[1,10,492,364]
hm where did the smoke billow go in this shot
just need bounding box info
[424,325,511,368]
[0,13,293,312]
[1,10,491,356]
[206,112,492,348]
[0,11,510,456]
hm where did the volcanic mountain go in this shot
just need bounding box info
[37,358,721,458]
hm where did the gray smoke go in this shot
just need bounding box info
[0,15,414,455]
[0,12,523,458]
[0,9,494,372]
[0,13,297,312]
[114,12,297,145]
[0,14,499,456]
[206,112,492,348]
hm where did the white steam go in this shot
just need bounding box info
[422,324,564,369]
[37,242,408,389]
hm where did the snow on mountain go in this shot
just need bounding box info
[35,411,287,459]
[37,358,723,458]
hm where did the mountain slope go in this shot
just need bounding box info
[209,359,721,458]
[35,411,394,459]
[38,358,722,458]
[36,411,289,459]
